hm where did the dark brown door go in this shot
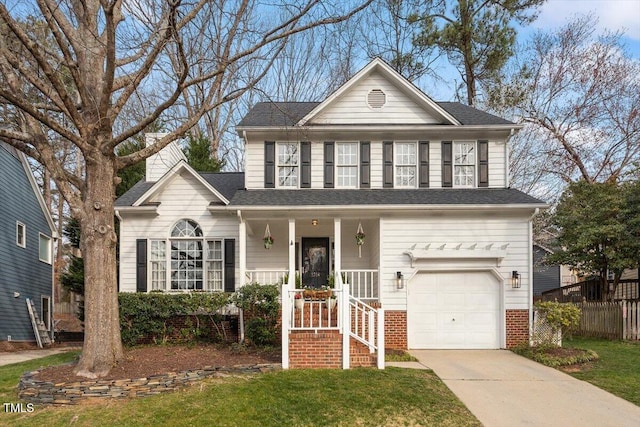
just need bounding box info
[301,237,330,288]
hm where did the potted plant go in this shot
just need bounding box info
[263,235,274,249]
[326,294,337,310]
[294,292,304,310]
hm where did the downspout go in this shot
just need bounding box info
[528,208,539,345]
[236,210,245,344]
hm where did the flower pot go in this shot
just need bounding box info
[326,298,337,310]
[295,298,304,310]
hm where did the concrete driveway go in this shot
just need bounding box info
[410,350,640,427]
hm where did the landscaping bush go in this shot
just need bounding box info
[231,283,280,346]
[534,301,581,339]
[118,292,231,346]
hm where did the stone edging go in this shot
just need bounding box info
[19,363,281,405]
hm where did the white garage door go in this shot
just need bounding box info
[407,272,500,349]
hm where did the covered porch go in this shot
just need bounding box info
[237,213,384,369]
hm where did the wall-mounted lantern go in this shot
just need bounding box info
[511,271,521,289]
[396,271,405,290]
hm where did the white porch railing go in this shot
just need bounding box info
[245,269,287,285]
[343,269,379,300]
[288,288,342,331]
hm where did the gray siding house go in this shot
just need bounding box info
[0,142,56,342]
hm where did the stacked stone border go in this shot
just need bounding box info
[19,363,281,405]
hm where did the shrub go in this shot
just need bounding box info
[534,301,581,334]
[118,292,230,346]
[231,283,280,346]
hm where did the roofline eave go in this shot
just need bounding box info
[209,202,548,212]
[236,123,523,135]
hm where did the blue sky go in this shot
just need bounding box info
[531,0,640,56]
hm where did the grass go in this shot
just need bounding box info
[562,337,640,406]
[1,352,480,427]
[385,349,418,362]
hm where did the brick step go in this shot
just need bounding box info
[350,354,377,367]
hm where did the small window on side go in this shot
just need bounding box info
[39,233,52,264]
[17,222,26,248]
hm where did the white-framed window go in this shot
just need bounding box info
[39,233,52,264]
[336,142,358,188]
[454,141,475,187]
[277,142,299,187]
[150,240,167,291]
[41,296,51,331]
[16,222,26,248]
[394,142,417,188]
[206,240,224,291]
[150,219,224,291]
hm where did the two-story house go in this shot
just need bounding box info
[116,58,546,368]
[0,142,56,344]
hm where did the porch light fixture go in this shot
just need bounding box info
[396,271,405,290]
[311,219,319,226]
[511,271,521,289]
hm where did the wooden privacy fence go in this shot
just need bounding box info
[575,300,640,341]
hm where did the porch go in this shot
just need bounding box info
[238,216,384,369]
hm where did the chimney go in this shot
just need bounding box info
[145,133,187,181]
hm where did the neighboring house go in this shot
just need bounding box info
[0,142,56,343]
[532,244,562,298]
[116,58,547,368]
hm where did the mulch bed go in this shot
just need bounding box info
[32,344,281,383]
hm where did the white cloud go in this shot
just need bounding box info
[534,0,640,40]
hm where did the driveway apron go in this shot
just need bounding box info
[410,349,640,427]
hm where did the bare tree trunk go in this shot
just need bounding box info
[74,154,123,378]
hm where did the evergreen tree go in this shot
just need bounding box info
[184,134,225,172]
[61,218,84,322]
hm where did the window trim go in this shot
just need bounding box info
[394,141,418,188]
[38,233,52,264]
[276,141,300,188]
[335,142,359,188]
[41,296,51,331]
[16,222,26,248]
[453,140,476,188]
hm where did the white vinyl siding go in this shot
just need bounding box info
[454,141,475,187]
[118,172,239,293]
[277,142,299,188]
[38,233,52,264]
[380,215,531,312]
[310,71,441,125]
[394,142,417,188]
[336,142,358,188]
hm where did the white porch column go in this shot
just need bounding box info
[282,218,295,369]
[238,214,246,288]
[335,218,349,369]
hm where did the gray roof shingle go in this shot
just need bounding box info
[236,101,514,128]
[229,188,544,207]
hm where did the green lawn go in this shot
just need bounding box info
[563,337,640,406]
[1,353,480,427]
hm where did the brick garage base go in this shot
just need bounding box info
[384,311,407,349]
[288,330,342,369]
[506,309,529,348]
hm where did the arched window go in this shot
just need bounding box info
[171,219,203,237]
[150,219,223,292]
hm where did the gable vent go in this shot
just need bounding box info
[367,89,386,109]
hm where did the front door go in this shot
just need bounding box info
[301,237,330,288]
